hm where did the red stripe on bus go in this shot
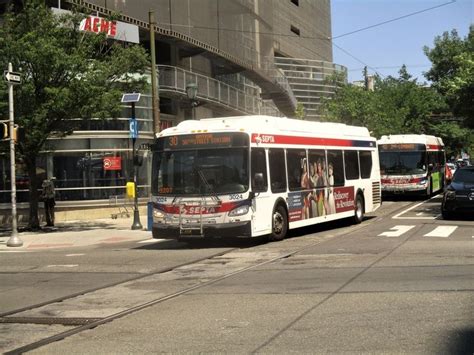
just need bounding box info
[155,201,239,215]
[381,177,424,184]
[251,134,353,147]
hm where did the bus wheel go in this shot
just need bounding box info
[269,205,288,241]
[353,194,364,224]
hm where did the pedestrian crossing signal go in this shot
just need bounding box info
[12,124,25,143]
[0,122,7,139]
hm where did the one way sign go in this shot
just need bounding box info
[3,71,21,84]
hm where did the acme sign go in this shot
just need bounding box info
[79,15,139,43]
[80,16,117,37]
[51,9,140,44]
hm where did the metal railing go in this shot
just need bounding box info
[157,65,281,116]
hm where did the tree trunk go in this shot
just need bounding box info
[27,157,40,230]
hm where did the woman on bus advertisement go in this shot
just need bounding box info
[300,158,311,219]
[315,159,327,216]
[326,163,337,214]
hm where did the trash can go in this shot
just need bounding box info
[147,201,153,231]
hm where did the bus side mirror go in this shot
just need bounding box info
[428,163,433,172]
[253,173,265,191]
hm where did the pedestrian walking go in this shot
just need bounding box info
[41,178,56,227]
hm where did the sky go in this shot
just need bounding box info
[331,0,473,83]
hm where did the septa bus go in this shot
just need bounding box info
[378,134,446,196]
[151,115,381,241]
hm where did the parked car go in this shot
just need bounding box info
[446,162,456,175]
[441,166,474,219]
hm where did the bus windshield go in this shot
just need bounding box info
[380,151,427,175]
[152,148,249,196]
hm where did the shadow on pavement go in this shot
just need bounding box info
[440,327,474,355]
[136,216,376,251]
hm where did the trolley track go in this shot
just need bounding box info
[2,203,409,354]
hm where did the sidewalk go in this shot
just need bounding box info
[0,217,153,251]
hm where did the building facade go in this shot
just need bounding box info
[0,0,347,214]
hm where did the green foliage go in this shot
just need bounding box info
[428,120,474,158]
[294,102,306,119]
[424,26,474,127]
[0,1,148,155]
[0,0,149,227]
[321,66,447,138]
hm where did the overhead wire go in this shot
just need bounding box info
[331,0,456,39]
[154,1,457,79]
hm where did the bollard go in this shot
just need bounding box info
[147,201,153,231]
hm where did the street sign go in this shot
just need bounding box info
[129,118,138,139]
[3,71,21,84]
[103,157,122,171]
[121,93,141,103]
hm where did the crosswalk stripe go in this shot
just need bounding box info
[137,238,165,244]
[378,225,415,237]
[423,226,458,238]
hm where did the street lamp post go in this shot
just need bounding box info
[122,93,142,230]
[186,83,198,120]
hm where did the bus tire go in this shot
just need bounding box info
[269,205,288,242]
[353,193,364,224]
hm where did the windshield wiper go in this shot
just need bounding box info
[194,167,221,204]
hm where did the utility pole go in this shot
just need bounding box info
[363,66,369,91]
[5,63,22,247]
[149,11,160,135]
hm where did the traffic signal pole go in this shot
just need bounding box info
[6,63,22,247]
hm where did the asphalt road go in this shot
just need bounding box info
[1,195,473,354]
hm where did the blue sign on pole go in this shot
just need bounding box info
[129,118,138,139]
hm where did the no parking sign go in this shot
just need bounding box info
[103,157,122,171]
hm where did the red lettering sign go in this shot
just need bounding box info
[334,186,355,213]
[80,16,118,37]
[103,157,122,171]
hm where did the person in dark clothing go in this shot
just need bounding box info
[41,179,56,227]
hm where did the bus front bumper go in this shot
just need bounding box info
[152,221,252,239]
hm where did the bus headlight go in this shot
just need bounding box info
[228,205,249,217]
[153,209,164,219]
[418,178,428,185]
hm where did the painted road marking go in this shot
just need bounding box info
[47,264,79,268]
[0,250,30,253]
[378,225,416,237]
[392,194,442,220]
[423,226,458,238]
[137,238,165,244]
[66,254,85,257]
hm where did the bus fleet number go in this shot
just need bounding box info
[229,194,243,200]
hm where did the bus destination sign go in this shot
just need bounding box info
[160,132,248,150]
[379,143,425,151]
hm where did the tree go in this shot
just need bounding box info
[0,1,149,229]
[424,26,474,127]
[294,102,306,119]
[321,66,447,138]
[428,120,473,159]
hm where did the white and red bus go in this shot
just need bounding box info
[378,134,446,196]
[151,116,381,241]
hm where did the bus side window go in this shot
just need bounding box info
[308,149,327,188]
[269,148,287,193]
[359,151,372,179]
[286,149,307,191]
[344,150,360,180]
[327,150,345,186]
[251,148,268,192]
